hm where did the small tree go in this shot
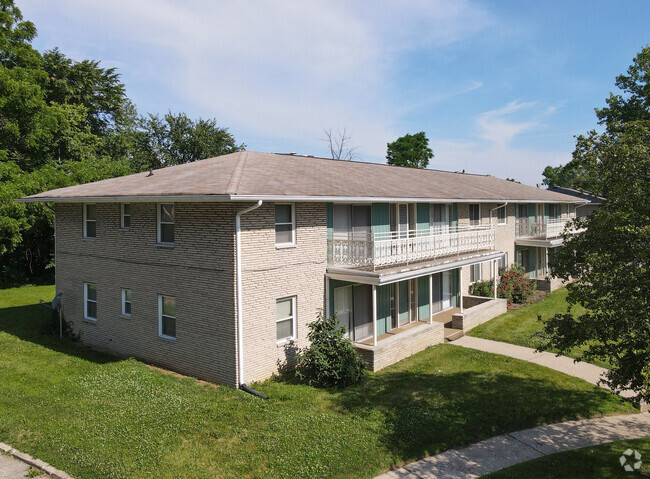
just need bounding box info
[295,311,366,388]
[386,132,433,168]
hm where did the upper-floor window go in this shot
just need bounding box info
[121,204,131,229]
[275,204,295,246]
[157,204,175,245]
[430,204,452,233]
[83,204,97,239]
[158,295,176,339]
[333,204,371,240]
[276,296,296,342]
[549,204,561,222]
[121,288,132,317]
[84,282,97,320]
[469,204,481,226]
[497,205,507,225]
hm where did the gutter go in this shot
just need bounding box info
[235,200,268,399]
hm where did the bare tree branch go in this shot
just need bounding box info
[322,127,358,161]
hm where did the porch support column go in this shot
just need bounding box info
[428,274,433,324]
[493,259,498,299]
[459,267,464,313]
[372,284,378,346]
[325,278,330,318]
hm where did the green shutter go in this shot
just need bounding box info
[326,203,333,239]
[398,281,409,322]
[376,284,391,335]
[417,204,430,236]
[528,204,536,223]
[452,203,458,228]
[372,203,390,235]
[417,276,429,320]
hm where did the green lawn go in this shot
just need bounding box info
[484,437,650,478]
[0,285,636,479]
[468,288,611,369]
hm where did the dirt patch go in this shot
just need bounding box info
[507,290,548,311]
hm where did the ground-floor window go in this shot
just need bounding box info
[84,283,97,320]
[276,297,296,343]
[470,263,481,283]
[159,295,176,339]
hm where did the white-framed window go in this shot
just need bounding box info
[469,204,481,226]
[470,263,481,283]
[498,253,508,271]
[121,204,131,229]
[157,203,175,245]
[275,204,295,246]
[84,282,97,320]
[158,295,176,339]
[83,204,97,239]
[497,205,507,225]
[121,288,132,317]
[276,296,296,343]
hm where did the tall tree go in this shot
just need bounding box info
[542,45,650,192]
[386,131,433,169]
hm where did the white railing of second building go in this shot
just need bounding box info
[328,225,495,268]
[515,219,584,239]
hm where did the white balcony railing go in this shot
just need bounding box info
[515,219,584,239]
[328,225,495,269]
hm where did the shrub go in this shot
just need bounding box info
[295,310,366,388]
[469,266,536,305]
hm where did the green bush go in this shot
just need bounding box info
[295,310,366,388]
[469,266,536,305]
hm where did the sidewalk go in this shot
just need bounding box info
[376,413,650,478]
[0,453,30,479]
[451,336,636,399]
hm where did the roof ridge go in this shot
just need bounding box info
[225,151,248,195]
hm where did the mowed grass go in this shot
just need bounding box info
[484,437,650,478]
[0,285,636,479]
[468,288,612,369]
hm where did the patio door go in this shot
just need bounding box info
[333,286,353,336]
[442,271,452,310]
[353,284,373,341]
[398,281,409,326]
[431,204,451,234]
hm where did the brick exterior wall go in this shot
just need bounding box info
[239,202,328,383]
[55,202,239,386]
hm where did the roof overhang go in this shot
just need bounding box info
[16,194,585,205]
[326,250,505,286]
[515,238,564,248]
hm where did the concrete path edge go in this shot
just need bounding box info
[0,442,73,479]
[376,412,650,479]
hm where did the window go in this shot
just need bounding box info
[276,297,296,342]
[498,253,508,271]
[121,204,131,229]
[157,204,175,244]
[121,288,132,317]
[83,204,97,238]
[333,204,371,240]
[84,283,97,320]
[431,204,452,233]
[469,204,481,226]
[497,205,507,225]
[275,204,295,246]
[158,295,176,339]
[470,263,481,283]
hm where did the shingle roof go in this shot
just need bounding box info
[19,151,583,203]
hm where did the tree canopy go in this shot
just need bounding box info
[386,131,433,169]
[0,0,243,285]
[539,47,650,403]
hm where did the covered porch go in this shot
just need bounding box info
[326,251,505,371]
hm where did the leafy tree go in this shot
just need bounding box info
[539,121,650,403]
[386,131,433,168]
[542,46,650,192]
[296,311,366,388]
[131,112,244,170]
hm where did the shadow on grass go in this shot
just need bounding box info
[0,303,119,365]
[337,368,628,461]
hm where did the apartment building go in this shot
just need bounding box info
[19,151,584,387]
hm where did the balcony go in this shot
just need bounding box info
[328,225,495,270]
[515,219,584,240]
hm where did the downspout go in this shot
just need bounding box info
[489,202,508,226]
[235,200,268,399]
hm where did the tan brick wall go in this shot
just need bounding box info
[239,202,328,384]
[55,202,239,386]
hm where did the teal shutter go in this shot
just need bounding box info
[326,203,333,239]
[372,203,390,235]
[452,203,458,228]
[376,285,391,335]
[398,281,409,322]
[417,276,429,320]
[544,204,550,224]
[528,204,536,223]
[417,204,430,236]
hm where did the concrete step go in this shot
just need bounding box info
[444,328,464,342]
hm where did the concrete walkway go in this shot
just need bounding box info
[0,453,30,479]
[452,336,636,399]
[377,413,650,478]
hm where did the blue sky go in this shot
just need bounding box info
[19,0,650,186]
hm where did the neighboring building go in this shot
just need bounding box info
[18,152,584,387]
[547,187,604,218]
